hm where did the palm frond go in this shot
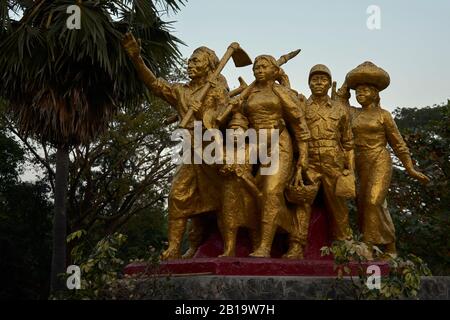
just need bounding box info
[0,0,185,146]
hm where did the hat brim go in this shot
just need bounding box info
[345,64,390,91]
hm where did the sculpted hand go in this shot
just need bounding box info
[207,75,219,88]
[276,68,290,87]
[342,167,354,176]
[122,32,141,59]
[229,97,242,113]
[189,98,202,113]
[337,82,351,100]
[292,167,304,186]
[219,164,235,176]
[408,169,431,185]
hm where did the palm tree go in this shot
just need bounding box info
[0,0,184,293]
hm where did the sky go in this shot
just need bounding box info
[165,0,450,111]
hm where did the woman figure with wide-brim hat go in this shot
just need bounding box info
[338,61,430,258]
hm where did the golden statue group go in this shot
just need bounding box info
[122,33,430,261]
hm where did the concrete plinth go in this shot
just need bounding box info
[110,275,450,300]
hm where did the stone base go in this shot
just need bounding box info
[124,258,389,276]
[112,275,450,300]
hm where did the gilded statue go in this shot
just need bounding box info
[286,64,355,258]
[122,33,230,260]
[227,54,311,258]
[123,32,429,262]
[216,115,260,257]
[338,61,430,258]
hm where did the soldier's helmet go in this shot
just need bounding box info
[308,64,332,82]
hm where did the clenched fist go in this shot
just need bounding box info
[122,32,141,59]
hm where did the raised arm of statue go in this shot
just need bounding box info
[341,106,355,171]
[122,32,178,106]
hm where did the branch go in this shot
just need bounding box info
[4,117,56,181]
[41,139,55,193]
[107,194,166,234]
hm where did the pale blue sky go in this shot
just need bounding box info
[167,0,450,111]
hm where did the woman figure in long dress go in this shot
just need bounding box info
[338,61,430,257]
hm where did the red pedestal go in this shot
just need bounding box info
[124,204,389,276]
[191,204,332,260]
[124,257,389,276]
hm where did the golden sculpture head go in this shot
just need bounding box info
[346,61,388,107]
[253,55,280,83]
[187,46,220,79]
[355,84,380,107]
[308,64,332,97]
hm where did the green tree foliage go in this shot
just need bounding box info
[0,182,53,299]
[57,231,128,299]
[4,91,179,265]
[389,101,450,275]
[0,0,184,145]
[65,96,177,262]
[0,120,53,299]
[1,59,184,297]
[0,0,185,291]
[0,81,180,299]
[0,125,24,188]
[321,237,432,300]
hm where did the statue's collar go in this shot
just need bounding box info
[307,95,332,108]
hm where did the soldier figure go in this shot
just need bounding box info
[287,64,355,257]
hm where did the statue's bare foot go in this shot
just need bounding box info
[218,249,235,258]
[181,247,197,259]
[362,249,374,261]
[282,243,304,259]
[160,247,181,260]
[249,247,270,258]
[383,243,397,260]
[380,252,397,260]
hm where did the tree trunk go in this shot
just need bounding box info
[50,145,69,293]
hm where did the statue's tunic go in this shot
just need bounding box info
[151,78,229,219]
